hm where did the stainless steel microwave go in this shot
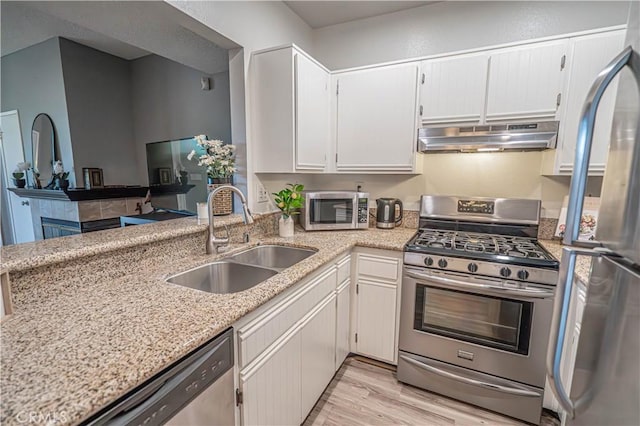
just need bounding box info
[299,191,370,231]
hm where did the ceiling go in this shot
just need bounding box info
[284,1,440,29]
[0,1,237,74]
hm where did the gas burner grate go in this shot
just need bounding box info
[410,229,554,261]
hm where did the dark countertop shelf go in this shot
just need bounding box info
[148,184,196,195]
[8,187,149,201]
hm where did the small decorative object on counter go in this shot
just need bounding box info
[273,183,304,237]
[83,167,104,189]
[12,162,30,188]
[178,169,189,185]
[45,160,70,190]
[188,135,236,215]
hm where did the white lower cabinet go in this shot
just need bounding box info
[239,329,301,426]
[236,254,345,425]
[300,294,337,418]
[335,280,350,371]
[352,249,402,365]
[355,280,398,363]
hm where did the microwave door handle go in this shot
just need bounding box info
[404,269,555,299]
[546,246,612,418]
[564,46,633,248]
[399,354,541,398]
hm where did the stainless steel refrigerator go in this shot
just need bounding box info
[546,2,640,425]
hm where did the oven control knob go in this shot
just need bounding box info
[438,258,448,268]
[424,257,434,267]
[500,267,512,278]
[517,270,530,280]
[467,263,478,273]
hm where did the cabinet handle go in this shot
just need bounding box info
[556,93,562,108]
[421,73,425,84]
[21,200,29,206]
[560,54,566,70]
[563,46,632,247]
[419,105,423,116]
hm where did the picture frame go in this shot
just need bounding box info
[83,167,104,189]
[158,167,173,185]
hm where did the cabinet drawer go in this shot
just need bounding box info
[357,253,399,282]
[238,267,337,367]
[337,254,351,285]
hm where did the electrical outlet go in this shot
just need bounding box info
[256,182,269,203]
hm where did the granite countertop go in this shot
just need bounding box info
[0,227,416,426]
[539,239,592,284]
[0,215,250,273]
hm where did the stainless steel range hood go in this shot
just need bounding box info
[418,121,559,153]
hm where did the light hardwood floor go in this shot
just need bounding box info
[303,357,560,426]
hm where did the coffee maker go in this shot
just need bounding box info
[376,198,403,229]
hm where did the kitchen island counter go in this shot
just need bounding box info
[0,222,415,426]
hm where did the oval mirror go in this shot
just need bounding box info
[31,113,56,187]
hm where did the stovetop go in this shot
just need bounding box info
[405,228,559,269]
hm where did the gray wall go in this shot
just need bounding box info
[59,38,139,186]
[312,1,630,69]
[0,37,74,184]
[130,54,232,187]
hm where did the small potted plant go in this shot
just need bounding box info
[273,183,304,237]
[12,162,30,188]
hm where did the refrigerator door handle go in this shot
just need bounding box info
[563,46,634,247]
[546,246,609,418]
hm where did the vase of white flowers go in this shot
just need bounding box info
[188,135,236,215]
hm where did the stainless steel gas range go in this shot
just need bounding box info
[397,195,559,424]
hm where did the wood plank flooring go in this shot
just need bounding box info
[303,357,560,426]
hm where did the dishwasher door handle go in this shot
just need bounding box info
[108,337,229,425]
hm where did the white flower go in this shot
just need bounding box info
[16,162,31,171]
[53,160,64,174]
[187,150,196,161]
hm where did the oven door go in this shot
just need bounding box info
[303,193,358,230]
[399,266,554,387]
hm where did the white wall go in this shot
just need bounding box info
[312,1,630,70]
[165,0,313,212]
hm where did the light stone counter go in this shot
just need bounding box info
[539,239,592,284]
[0,223,416,426]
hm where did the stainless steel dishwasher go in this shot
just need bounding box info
[86,328,234,426]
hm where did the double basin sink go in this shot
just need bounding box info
[167,245,317,294]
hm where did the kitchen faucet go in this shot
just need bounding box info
[206,185,254,254]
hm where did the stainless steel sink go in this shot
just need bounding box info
[167,261,278,294]
[226,245,317,270]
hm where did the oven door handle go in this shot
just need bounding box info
[399,354,542,398]
[405,269,555,299]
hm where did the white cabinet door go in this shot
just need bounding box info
[0,110,35,244]
[295,53,330,170]
[486,39,568,121]
[252,46,330,173]
[557,30,626,175]
[420,53,489,124]
[239,329,301,426]
[335,280,350,371]
[300,294,337,419]
[355,279,397,364]
[335,64,419,172]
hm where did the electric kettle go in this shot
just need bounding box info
[376,198,403,229]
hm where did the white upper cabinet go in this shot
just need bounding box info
[419,53,489,125]
[335,63,420,172]
[554,30,626,175]
[252,46,330,173]
[486,39,568,122]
